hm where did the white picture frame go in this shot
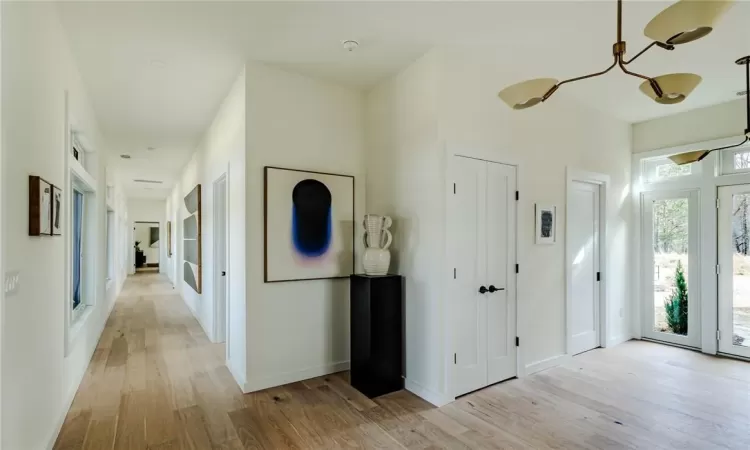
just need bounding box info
[536,204,556,245]
[52,185,62,236]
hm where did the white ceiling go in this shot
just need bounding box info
[57,1,750,199]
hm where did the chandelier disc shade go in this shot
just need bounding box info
[638,73,702,104]
[498,78,558,110]
[669,150,712,165]
[644,0,734,45]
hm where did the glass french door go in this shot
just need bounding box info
[641,190,701,348]
[717,185,750,358]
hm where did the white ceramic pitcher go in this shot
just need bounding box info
[363,215,392,275]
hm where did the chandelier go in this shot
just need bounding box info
[498,0,733,110]
[669,56,750,165]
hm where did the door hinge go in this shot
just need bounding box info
[716,264,721,275]
[515,337,520,347]
[515,191,519,201]
[453,268,456,279]
[596,272,601,282]
[516,264,519,274]
[716,330,721,341]
[453,183,456,194]
[716,198,720,209]
[454,353,457,364]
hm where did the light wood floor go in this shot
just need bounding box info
[55,273,750,450]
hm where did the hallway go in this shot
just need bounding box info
[53,273,239,449]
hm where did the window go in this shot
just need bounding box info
[72,189,84,311]
[734,151,750,170]
[106,210,115,283]
[72,134,85,167]
[643,157,694,183]
[717,144,750,175]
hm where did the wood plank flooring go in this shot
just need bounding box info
[55,273,750,449]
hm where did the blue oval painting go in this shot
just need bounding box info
[291,179,332,258]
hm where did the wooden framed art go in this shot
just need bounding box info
[29,175,53,236]
[263,166,355,283]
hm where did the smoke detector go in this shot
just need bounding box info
[342,40,359,52]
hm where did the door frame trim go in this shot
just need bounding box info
[212,172,229,348]
[444,148,520,400]
[566,168,609,354]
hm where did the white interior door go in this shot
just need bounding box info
[451,156,488,396]
[486,162,517,385]
[214,175,228,343]
[569,181,601,355]
[451,156,517,397]
[717,184,750,358]
[641,190,701,348]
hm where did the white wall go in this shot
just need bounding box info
[632,99,746,153]
[244,63,365,392]
[366,48,633,404]
[168,70,246,387]
[1,3,128,449]
[365,51,443,403]
[128,199,166,273]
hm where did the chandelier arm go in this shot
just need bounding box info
[709,137,750,154]
[618,59,664,97]
[542,56,618,101]
[621,42,657,65]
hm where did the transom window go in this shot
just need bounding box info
[719,145,750,175]
[643,157,696,183]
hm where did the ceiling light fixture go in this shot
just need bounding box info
[497,0,733,110]
[342,40,359,52]
[669,56,750,165]
[133,179,163,184]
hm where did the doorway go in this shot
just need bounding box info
[717,184,750,358]
[213,174,228,344]
[567,179,603,355]
[449,155,517,397]
[640,190,701,348]
[134,221,160,274]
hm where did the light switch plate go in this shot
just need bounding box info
[4,271,20,297]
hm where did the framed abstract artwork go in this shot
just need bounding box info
[264,166,355,282]
[183,185,202,293]
[29,175,52,236]
[535,204,556,245]
[167,221,173,257]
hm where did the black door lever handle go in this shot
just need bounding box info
[478,286,488,294]
[488,285,504,293]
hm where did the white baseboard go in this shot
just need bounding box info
[607,334,631,347]
[524,354,571,376]
[245,361,350,393]
[404,378,453,407]
[227,359,248,392]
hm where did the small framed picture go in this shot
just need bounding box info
[29,175,52,236]
[52,185,63,236]
[535,204,556,245]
